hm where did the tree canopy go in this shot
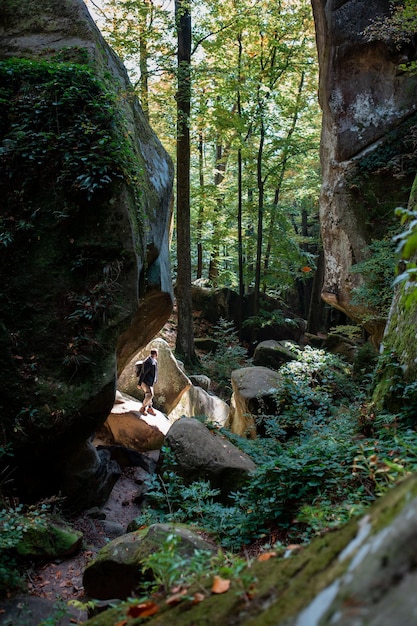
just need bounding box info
[86,0,322,324]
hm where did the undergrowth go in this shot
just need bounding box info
[132,344,417,553]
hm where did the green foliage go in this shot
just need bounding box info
[267,345,357,437]
[329,324,362,342]
[134,348,367,550]
[139,532,256,600]
[352,342,379,384]
[0,502,51,596]
[199,318,249,397]
[0,57,143,253]
[140,533,213,594]
[392,201,417,309]
[91,0,321,297]
[350,236,397,321]
[242,309,298,332]
[38,598,75,626]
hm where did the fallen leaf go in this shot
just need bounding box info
[166,589,188,606]
[115,621,128,626]
[301,266,312,272]
[193,592,206,604]
[286,544,302,552]
[127,601,159,618]
[257,551,277,562]
[211,575,231,594]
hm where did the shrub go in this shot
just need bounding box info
[199,318,249,397]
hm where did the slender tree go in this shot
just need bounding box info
[175,0,197,364]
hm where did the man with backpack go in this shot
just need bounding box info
[137,349,158,416]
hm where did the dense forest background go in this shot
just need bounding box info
[86,0,323,341]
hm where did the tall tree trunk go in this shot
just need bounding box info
[254,115,265,316]
[197,130,204,279]
[264,71,305,284]
[208,136,232,286]
[307,244,325,334]
[175,0,196,364]
[138,0,152,121]
[237,30,244,331]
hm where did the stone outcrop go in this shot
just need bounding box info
[252,340,297,369]
[227,366,282,437]
[0,0,173,505]
[97,394,170,452]
[311,0,417,342]
[164,417,256,497]
[117,338,191,414]
[168,382,230,427]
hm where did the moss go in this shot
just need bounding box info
[372,283,417,411]
[15,521,82,558]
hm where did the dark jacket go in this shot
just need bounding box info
[139,355,158,387]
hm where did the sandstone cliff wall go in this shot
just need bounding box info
[0,0,173,505]
[311,0,417,342]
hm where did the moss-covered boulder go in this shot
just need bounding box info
[83,523,218,600]
[0,0,173,505]
[252,340,297,369]
[15,520,83,559]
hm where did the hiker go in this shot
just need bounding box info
[138,349,158,416]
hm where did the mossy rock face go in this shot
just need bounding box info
[371,282,417,414]
[0,0,173,504]
[80,474,417,625]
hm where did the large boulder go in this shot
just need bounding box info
[252,340,298,369]
[0,0,173,504]
[118,338,192,414]
[311,0,417,342]
[97,394,170,452]
[83,522,218,600]
[60,441,122,509]
[227,367,282,437]
[168,383,230,427]
[164,418,256,497]
[15,520,83,559]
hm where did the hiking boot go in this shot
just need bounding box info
[139,406,148,415]
[147,407,157,416]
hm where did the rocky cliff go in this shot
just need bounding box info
[0,0,173,506]
[311,0,417,343]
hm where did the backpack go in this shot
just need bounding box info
[135,360,144,379]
